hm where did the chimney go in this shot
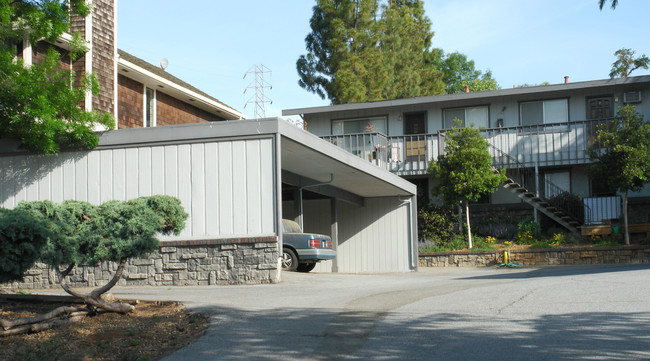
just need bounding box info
[564,76,569,84]
[465,85,470,93]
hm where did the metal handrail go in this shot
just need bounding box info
[488,144,589,224]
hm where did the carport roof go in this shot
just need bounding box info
[83,118,416,201]
[277,121,415,199]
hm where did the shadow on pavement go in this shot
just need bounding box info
[456,263,650,281]
[165,304,650,360]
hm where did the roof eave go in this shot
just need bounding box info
[117,57,247,120]
[282,75,650,116]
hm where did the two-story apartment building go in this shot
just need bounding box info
[284,75,650,231]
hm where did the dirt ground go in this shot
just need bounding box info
[0,297,208,361]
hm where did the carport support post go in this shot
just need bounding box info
[410,195,419,271]
[330,197,339,272]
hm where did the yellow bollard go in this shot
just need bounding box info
[503,251,509,264]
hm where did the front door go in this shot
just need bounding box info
[404,112,426,135]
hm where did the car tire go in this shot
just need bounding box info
[281,248,299,271]
[297,263,316,273]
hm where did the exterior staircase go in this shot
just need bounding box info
[489,145,584,233]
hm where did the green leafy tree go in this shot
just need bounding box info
[599,0,618,10]
[515,82,550,88]
[297,0,444,104]
[428,124,507,248]
[609,48,650,78]
[14,196,188,313]
[587,105,650,245]
[426,49,500,94]
[0,0,114,154]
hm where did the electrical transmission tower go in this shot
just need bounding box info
[243,65,272,119]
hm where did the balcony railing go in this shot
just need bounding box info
[320,119,612,175]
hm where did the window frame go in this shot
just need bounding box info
[519,98,569,126]
[442,105,490,129]
[144,86,156,128]
[331,115,388,135]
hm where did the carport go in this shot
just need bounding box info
[0,118,418,286]
[278,122,418,273]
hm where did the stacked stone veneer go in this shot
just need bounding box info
[3,236,279,290]
[419,245,650,268]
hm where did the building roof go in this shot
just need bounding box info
[117,49,246,120]
[283,75,650,116]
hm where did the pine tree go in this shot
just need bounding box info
[297,0,444,104]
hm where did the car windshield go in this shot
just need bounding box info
[282,219,303,233]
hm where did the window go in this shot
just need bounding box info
[145,87,155,127]
[443,106,489,129]
[586,97,613,120]
[332,116,387,135]
[520,99,568,126]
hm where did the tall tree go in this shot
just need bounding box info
[377,0,444,99]
[0,0,114,154]
[428,123,506,248]
[297,0,444,104]
[587,105,650,245]
[609,48,650,78]
[426,49,499,94]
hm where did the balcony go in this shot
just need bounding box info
[320,119,611,176]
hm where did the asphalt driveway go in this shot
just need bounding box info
[108,264,650,360]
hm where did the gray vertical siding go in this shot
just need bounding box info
[282,197,413,273]
[336,197,411,273]
[0,138,276,240]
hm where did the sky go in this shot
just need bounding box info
[117,0,650,120]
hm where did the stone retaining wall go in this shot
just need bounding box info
[2,236,279,290]
[419,245,650,268]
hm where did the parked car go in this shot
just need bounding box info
[281,219,335,272]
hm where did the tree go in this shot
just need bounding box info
[609,48,650,78]
[0,196,188,335]
[599,0,618,10]
[426,49,500,94]
[376,0,445,100]
[0,0,114,155]
[428,124,506,248]
[587,105,650,245]
[0,208,51,283]
[297,0,444,104]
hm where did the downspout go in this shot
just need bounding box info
[275,133,283,282]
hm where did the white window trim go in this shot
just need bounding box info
[144,86,157,127]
